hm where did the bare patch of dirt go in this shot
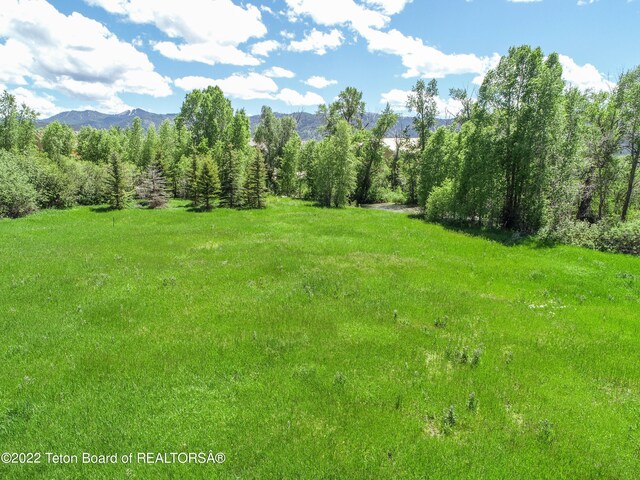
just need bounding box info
[361,203,422,215]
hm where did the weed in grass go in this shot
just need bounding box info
[538,419,556,444]
[334,371,346,386]
[471,346,483,367]
[529,271,546,281]
[442,405,457,433]
[458,347,469,364]
[504,350,514,365]
[434,316,448,328]
[0,402,33,438]
[468,392,478,412]
[617,271,637,282]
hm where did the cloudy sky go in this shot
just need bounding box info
[0,0,636,118]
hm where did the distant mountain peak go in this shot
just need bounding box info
[119,108,147,116]
[37,108,177,131]
[38,108,439,140]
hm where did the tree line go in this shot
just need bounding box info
[0,45,638,254]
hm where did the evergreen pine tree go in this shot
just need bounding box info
[197,157,220,210]
[141,124,157,169]
[106,152,129,210]
[244,149,268,209]
[137,162,168,209]
[187,156,200,205]
[280,133,301,197]
[219,144,243,208]
[126,117,143,166]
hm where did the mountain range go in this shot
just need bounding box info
[37,108,176,131]
[37,109,452,140]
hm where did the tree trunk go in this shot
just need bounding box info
[577,165,596,222]
[621,151,639,222]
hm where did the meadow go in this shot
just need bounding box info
[1,198,639,479]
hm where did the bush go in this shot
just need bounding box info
[0,152,38,218]
[599,221,640,255]
[76,161,107,205]
[539,219,606,251]
[424,179,456,222]
[32,159,77,209]
[371,186,407,204]
[539,218,640,256]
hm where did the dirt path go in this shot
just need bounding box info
[360,203,422,215]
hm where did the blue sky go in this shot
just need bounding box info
[0,0,637,118]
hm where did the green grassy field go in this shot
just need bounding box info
[1,198,639,479]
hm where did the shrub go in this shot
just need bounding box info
[372,186,407,204]
[76,161,107,205]
[599,221,640,255]
[540,218,640,256]
[32,159,77,209]
[538,219,606,250]
[424,178,456,222]
[0,152,38,218]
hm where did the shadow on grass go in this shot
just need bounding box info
[89,205,113,213]
[432,220,557,250]
[185,205,214,213]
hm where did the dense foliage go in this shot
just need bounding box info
[1,44,638,254]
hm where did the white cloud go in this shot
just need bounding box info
[559,55,615,92]
[276,88,325,106]
[251,40,281,57]
[283,0,499,80]
[260,5,276,15]
[363,0,413,15]
[0,0,170,114]
[304,76,338,89]
[264,67,296,79]
[131,35,144,48]
[360,26,501,79]
[289,29,344,55]
[12,87,63,117]
[77,96,133,114]
[174,74,324,107]
[152,41,259,66]
[0,40,32,85]
[85,0,266,65]
[174,73,279,100]
[379,89,409,111]
[380,88,462,117]
[284,0,389,32]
